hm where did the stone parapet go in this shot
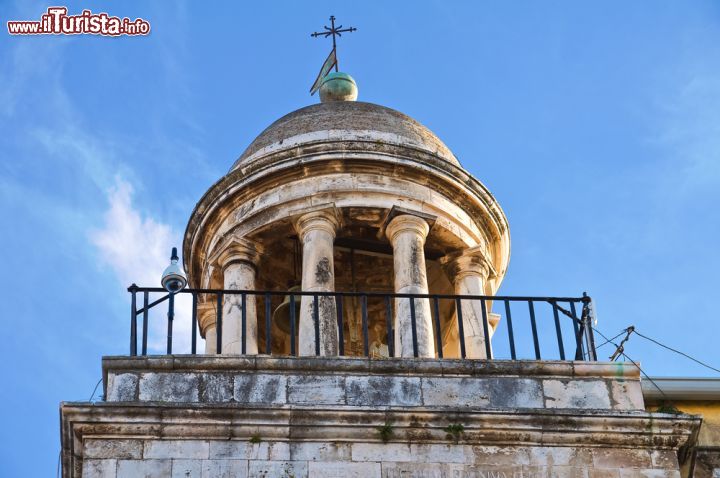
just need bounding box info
[103,356,645,411]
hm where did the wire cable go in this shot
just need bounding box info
[633,329,720,375]
[595,329,627,349]
[592,326,670,401]
[89,377,103,401]
[620,349,671,403]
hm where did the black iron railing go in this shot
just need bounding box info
[127,285,598,361]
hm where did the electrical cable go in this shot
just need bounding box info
[592,326,670,401]
[595,329,627,349]
[633,329,720,375]
[89,377,103,401]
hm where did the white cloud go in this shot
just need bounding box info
[90,177,199,353]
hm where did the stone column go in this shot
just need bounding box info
[294,208,341,356]
[442,247,496,359]
[198,300,217,354]
[386,214,435,358]
[215,239,262,355]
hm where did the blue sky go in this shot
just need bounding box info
[1,1,720,475]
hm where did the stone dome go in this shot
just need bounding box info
[230,101,460,170]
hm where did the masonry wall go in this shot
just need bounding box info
[81,439,684,478]
[61,357,701,478]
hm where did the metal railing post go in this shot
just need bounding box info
[480,298,492,359]
[191,292,197,355]
[409,297,419,357]
[504,300,516,360]
[528,301,540,359]
[241,292,247,355]
[361,295,369,357]
[582,293,597,361]
[335,295,345,356]
[265,293,272,355]
[385,296,394,358]
[142,291,149,356]
[432,297,443,359]
[166,292,174,354]
[455,298,466,359]
[551,301,565,360]
[289,294,296,356]
[216,293,223,354]
[129,284,137,356]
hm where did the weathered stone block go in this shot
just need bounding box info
[117,459,171,478]
[200,374,234,402]
[346,376,421,406]
[201,459,249,478]
[421,377,489,407]
[139,373,200,402]
[592,449,652,468]
[488,377,545,409]
[234,373,286,404]
[589,470,621,478]
[651,450,679,468]
[619,470,681,478]
[528,447,592,466]
[383,462,495,478]
[289,441,351,461]
[422,377,544,409]
[352,443,414,462]
[106,373,138,401]
[84,439,142,459]
[170,459,202,478]
[144,440,209,459]
[470,446,531,466]
[610,380,644,410]
[209,441,290,461]
[309,461,381,477]
[82,459,116,478]
[248,460,307,478]
[288,375,345,405]
[543,379,611,409]
[410,444,471,464]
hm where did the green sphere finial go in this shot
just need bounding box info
[319,72,358,102]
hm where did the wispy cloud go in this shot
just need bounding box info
[90,177,198,353]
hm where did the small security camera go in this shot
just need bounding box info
[161,247,187,293]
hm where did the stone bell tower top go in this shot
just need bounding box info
[183,93,511,324]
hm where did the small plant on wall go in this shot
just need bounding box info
[377,422,394,443]
[445,423,464,443]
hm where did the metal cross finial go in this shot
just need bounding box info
[311,15,356,72]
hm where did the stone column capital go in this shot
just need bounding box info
[441,246,495,282]
[197,300,217,337]
[385,214,431,245]
[211,237,263,271]
[294,205,342,241]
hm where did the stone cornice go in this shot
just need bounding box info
[61,403,700,453]
[102,355,642,380]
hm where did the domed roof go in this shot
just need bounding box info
[230,101,460,171]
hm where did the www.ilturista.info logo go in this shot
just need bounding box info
[7,7,150,36]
